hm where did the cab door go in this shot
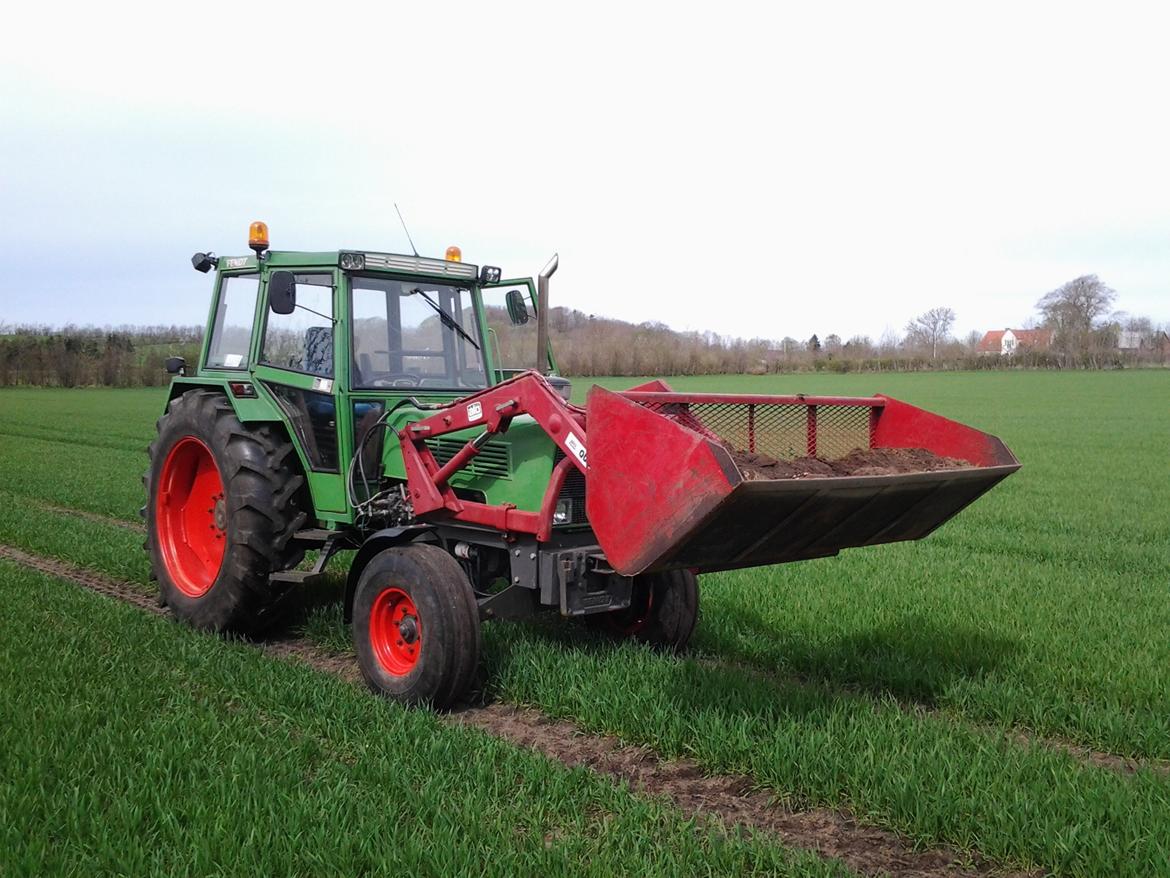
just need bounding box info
[478,277,557,382]
[253,267,349,516]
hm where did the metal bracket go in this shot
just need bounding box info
[554,549,632,616]
[477,585,538,621]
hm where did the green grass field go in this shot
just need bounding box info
[1,371,1168,876]
[0,561,842,877]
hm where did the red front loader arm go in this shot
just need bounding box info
[397,371,587,540]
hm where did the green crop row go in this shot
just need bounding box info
[0,386,162,452]
[0,560,848,878]
[3,495,1159,875]
[290,602,1170,877]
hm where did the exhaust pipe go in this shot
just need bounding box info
[537,253,558,373]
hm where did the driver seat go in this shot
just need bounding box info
[303,326,333,376]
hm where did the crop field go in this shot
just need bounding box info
[1,370,1168,876]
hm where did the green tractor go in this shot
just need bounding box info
[146,222,1019,708]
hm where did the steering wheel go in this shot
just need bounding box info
[367,373,421,388]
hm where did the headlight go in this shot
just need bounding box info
[479,265,502,284]
[547,376,572,402]
[340,252,365,271]
[553,498,572,525]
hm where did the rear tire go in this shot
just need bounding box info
[144,389,309,633]
[591,569,699,652]
[353,544,481,709]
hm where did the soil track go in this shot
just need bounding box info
[0,542,1051,878]
[38,502,146,533]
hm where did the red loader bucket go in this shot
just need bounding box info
[584,386,1020,577]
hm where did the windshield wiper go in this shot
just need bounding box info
[409,288,480,350]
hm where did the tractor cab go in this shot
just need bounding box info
[178,222,567,527]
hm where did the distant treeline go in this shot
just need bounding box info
[544,308,1167,376]
[0,325,203,387]
[1,309,1165,388]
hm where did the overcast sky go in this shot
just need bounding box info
[1,1,1167,343]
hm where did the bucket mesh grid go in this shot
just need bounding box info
[636,401,875,461]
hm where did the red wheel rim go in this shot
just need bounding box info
[156,437,227,598]
[369,587,423,676]
[607,581,653,636]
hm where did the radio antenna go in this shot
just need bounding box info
[394,203,420,257]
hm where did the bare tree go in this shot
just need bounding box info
[1036,274,1117,362]
[877,328,902,356]
[905,307,956,359]
[1124,314,1153,334]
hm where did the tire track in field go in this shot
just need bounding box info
[37,502,146,534]
[0,544,161,614]
[0,541,1034,878]
[0,424,147,454]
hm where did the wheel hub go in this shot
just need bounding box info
[369,587,423,676]
[398,615,419,644]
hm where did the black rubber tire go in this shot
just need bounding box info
[591,569,700,653]
[143,389,309,633]
[352,544,481,709]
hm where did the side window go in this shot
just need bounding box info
[205,274,259,369]
[481,284,538,375]
[261,274,335,377]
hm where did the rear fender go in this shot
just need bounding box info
[164,377,285,424]
[343,525,434,622]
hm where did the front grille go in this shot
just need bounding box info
[425,437,511,479]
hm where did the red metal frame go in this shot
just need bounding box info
[398,371,587,539]
[619,392,885,407]
[871,394,1017,467]
[619,392,885,460]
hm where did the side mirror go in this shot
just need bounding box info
[505,289,529,326]
[268,271,297,315]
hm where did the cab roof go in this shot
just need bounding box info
[218,250,481,282]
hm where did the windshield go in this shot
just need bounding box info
[350,276,486,390]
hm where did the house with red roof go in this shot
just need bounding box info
[976,328,1054,356]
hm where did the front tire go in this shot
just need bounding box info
[353,544,481,709]
[145,390,308,633]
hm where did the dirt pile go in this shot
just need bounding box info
[729,446,971,481]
